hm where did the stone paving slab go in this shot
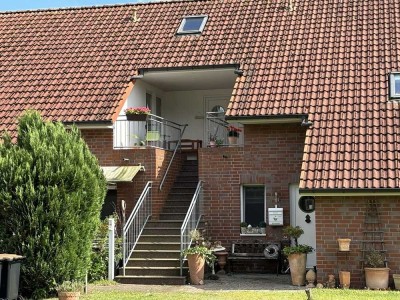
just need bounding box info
[90,273,306,293]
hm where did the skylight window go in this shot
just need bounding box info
[389,72,400,98]
[177,15,208,35]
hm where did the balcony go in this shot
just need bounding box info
[113,114,186,150]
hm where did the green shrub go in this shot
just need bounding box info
[0,111,107,299]
[88,215,122,282]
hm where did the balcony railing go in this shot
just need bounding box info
[206,112,243,146]
[114,114,186,150]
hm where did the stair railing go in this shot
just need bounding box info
[180,180,204,276]
[159,123,188,191]
[122,181,152,276]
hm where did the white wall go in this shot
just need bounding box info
[163,89,232,141]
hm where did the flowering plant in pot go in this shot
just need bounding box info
[364,250,390,289]
[56,280,83,300]
[181,229,216,285]
[124,106,151,121]
[227,125,242,137]
[282,225,314,286]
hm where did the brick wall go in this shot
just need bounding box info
[199,123,306,273]
[316,196,400,288]
[80,128,182,220]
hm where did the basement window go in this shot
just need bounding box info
[389,72,400,98]
[177,15,208,35]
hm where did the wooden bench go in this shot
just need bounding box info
[228,240,281,275]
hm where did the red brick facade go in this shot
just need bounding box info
[80,128,182,220]
[199,123,306,248]
[316,196,400,288]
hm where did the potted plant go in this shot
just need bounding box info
[259,221,267,234]
[227,125,241,145]
[337,238,351,251]
[124,106,151,121]
[240,221,248,234]
[364,250,390,289]
[282,225,314,286]
[181,230,216,285]
[56,280,83,300]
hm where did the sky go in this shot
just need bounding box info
[0,0,154,12]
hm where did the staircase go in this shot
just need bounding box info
[115,158,199,285]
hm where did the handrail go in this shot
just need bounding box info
[159,123,187,191]
[180,180,204,276]
[122,181,152,276]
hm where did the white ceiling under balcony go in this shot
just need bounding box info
[139,67,238,91]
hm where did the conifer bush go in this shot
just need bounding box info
[0,111,107,299]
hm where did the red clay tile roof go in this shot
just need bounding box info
[0,0,400,191]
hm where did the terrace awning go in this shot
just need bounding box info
[101,166,144,182]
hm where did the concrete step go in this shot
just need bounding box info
[135,242,181,251]
[142,227,180,235]
[170,187,196,194]
[131,250,181,259]
[146,220,182,228]
[168,193,194,200]
[115,275,186,285]
[121,267,185,276]
[139,235,181,243]
[159,213,186,220]
[162,206,189,214]
[172,181,198,188]
[175,175,199,182]
[164,199,192,207]
[127,258,181,268]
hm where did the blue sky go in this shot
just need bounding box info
[0,0,152,12]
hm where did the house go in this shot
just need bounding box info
[1,0,399,288]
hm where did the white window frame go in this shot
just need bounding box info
[240,185,266,234]
[389,72,400,99]
[177,15,208,35]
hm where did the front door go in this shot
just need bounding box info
[289,184,316,268]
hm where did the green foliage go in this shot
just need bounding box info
[259,221,267,228]
[282,226,304,240]
[240,222,248,227]
[283,244,314,256]
[88,215,122,282]
[55,280,83,293]
[0,111,107,299]
[182,246,216,266]
[365,250,386,268]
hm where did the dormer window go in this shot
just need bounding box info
[389,72,400,98]
[177,15,208,35]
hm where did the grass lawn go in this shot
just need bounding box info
[47,289,400,300]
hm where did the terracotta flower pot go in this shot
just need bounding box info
[339,271,351,288]
[393,274,400,290]
[287,253,307,286]
[187,253,205,285]
[337,238,351,251]
[364,267,390,289]
[58,291,80,300]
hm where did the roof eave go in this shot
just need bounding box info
[299,188,400,197]
[225,114,307,125]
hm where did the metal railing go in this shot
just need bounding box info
[206,112,243,146]
[113,114,186,150]
[159,123,187,191]
[180,181,204,276]
[122,181,152,276]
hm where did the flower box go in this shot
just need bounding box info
[126,114,148,121]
